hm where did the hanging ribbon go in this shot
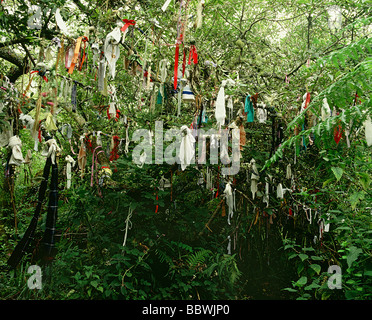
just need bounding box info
[45,113,57,131]
[104,28,121,79]
[215,81,226,126]
[224,182,234,225]
[286,164,292,180]
[71,81,77,112]
[109,135,120,162]
[179,125,195,171]
[121,19,136,34]
[277,183,284,199]
[196,0,204,28]
[78,137,87,178]
[68,36,83,74]
[188,45,198,65]
[41,139,61,165]
[65,155,76,189]
[155,189,159,213]
[364,116,372,146]
[301,91,311,110]
[174,42,180,91]
[8,136,24,166]
[334,124,343,144]
[79,36,89,71]
[322,97,331,121]
[245,95,254,122]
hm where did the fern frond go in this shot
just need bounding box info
[186,249,211,267]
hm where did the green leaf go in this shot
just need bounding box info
[311,255,324,261]
[349,191,365,209]
[309,264,321,275]
[347,246,363,268]
[296,276,308,287]
[331,167,344,182]
[298,253,309,261]
[357,172,371,191]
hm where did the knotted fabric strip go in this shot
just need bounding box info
[65,155,75,189]
[188,45,198,65]
[179,125,195,171]
[121,19,136,35]
[104,27,121,79]
[8,135,24,166]
[41,138,61,165]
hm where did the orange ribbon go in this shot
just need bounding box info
[79,36,89,71]
[68,36,83,74]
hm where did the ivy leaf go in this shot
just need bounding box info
[347,246,363,268]
[331,167,344,182]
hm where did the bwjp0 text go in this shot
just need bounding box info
[141,304,230,317]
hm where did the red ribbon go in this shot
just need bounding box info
[121,19,136,33]
[30,70,48,82]
[354,93,361,105]
[334,125,343,145]
[188,45,198,65]
[109,135,120,162]
[155,190,159,213]
[174,43,180,90]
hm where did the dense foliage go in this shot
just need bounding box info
[0,0,371,300]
